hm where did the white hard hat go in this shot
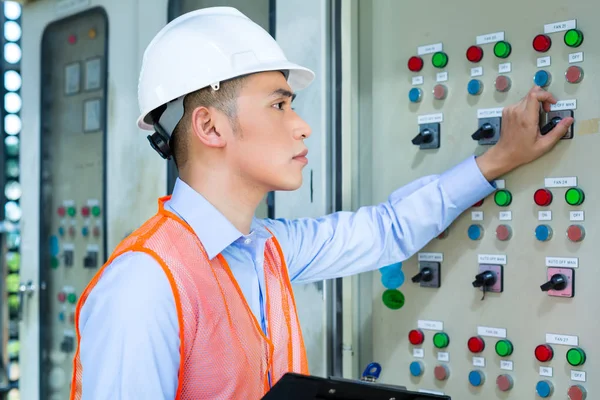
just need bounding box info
[137,6,315,136]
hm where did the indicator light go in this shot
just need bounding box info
[81,206,90,217]
[57,206,66,217]
[533,34,552,52]
[534,70,551,87]
[567,224,585,242]
[536,380,553,398]
[534,344,553,362]
[67,293,77,304]
[566,347,586,366]
[67,206,76,217]
[57,292,66,303]
[565,187,584,205]
[408,329,425,345]
[495,340,513,357]
[467,336,485,353]
[382,289,405,310]
[431,52,448,68]
[51,257,59,269]
[409,361,424,377]
[473,199,484,207]
[494,189,512,207]
[495,75,511,92]
[535,225,552,242]
[493,41,512,58]
[88,28,97,39]
[566,65,584,84]
[408,56,424,72]
[496,374,514,392]
[433,332,450,349]
[468,370,484,387]
[564,29,584,48]
[534,188,553,206]
[466,45,483,63]
[408,88,422,103]
[92,205,101,217]
[467,224,483,241]
[467,79,483,96]
[68,34,77,45]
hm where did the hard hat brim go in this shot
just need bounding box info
[137,61,315,132]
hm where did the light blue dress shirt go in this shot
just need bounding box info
[78,155,495,399]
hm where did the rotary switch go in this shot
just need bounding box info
[540,274,567,292]
[472,270,496,289]
[412,267,433,283]
[471,123,495,141]
[412,128,434,146]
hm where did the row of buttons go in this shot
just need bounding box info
[408,29,584,72]
[472,187,585,208]
[58,224,102,238]
[57,204,102,218]
[467,223,585,242]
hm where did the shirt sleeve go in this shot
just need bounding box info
[262,156,496,284]
[78,251,180,400]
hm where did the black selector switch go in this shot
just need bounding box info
[84,251,98,268]
[412,267,433,283]
[412,123,440,149]
[472,270,496,288]
[540,116,562,135]
[412,128,433,145]
[540,274,567,291]
[471,123,495,140]
[412,262,441,288]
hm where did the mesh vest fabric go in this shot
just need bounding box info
[69,196,308,399]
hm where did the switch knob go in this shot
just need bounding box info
[541,116,562,135]
[472,271,496,289]
[471,123,495,140]
[540,274,567,291]
[411,267,433,283]
[568,385,587,400]
[411,128,433,145]
[496,374,514,392]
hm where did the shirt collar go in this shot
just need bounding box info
[167,178,267,259]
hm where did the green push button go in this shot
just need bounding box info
[51,257,59,269]
[495,340,513,357]
[494,189,512,207]
[92,205,101,217]
[564,29,584,48]
[433,332,450,349]
[565,187,584,206]
[494,41,512,58]
[67,293,78,304]
[67,206,76,217]
[432,52,448,68]
[382,289,405,310]
[566,347,586,366]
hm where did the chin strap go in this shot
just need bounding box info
[147,96,185,160]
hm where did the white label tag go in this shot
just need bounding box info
[436,72,448,82]
[571,371,586,382]
[418,253,443,262]
[540,367,553,377]
[437,352,449,362]
[417,113,444,124]
[499,211,512,221]
[413,348,424,358]
[63,244,75,251]
[478,254,507,264]
[545,257,578,268]
[537,56,551,67]
[494,180,506,189]
[500,361,514,371]
[544,19,577,34]
[473,357,485,367]
[471,67,483,77]
[550,100,577,111]
[471,211,484,221]
[87,244,100,252]
[476,31,505,45]
[63,200,75,207]
[498,63,511,73]
[87,199,99,206]
[569,52,584,64]
[570,211,584,221]
[418,320,443,331]
[412,76,424,85]
[546,333,578,346]
[538,211,552,221]
[418,43,443,55]
[545,176,577,187]
[477,107,503,118]
[477,326,507,338]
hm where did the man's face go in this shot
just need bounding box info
[226,71,312,192]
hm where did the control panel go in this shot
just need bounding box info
[356,1,599,399]
[38,8,107,400]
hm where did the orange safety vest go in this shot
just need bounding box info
[69,196,309,399]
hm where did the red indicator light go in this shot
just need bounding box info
[57,206,66,217]
[466,45,484,63]
[534,189,553,206]
[408,56,424,72]
[535,344,554,362]
[533,34,552,52]
[408,329,425,345]
[68,34,77,45]
[468,336,485,353]
[81,206,90,217]
[473,199,484,207]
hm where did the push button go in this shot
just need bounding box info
[468,224,483,241]
[535,225,552,242]
[534,70,551,87]
[567,225,585,242]
[409,87,423,103]
[468,79,483,95]
[568,385,587,400]
[496,374,513,392]
[536,380,553,398]
[409,361,424,377]
[468,370,485,387]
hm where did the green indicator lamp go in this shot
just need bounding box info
[494,41,512,58]
[494,189,512,207]
[433,332,450,349]
[566,347,586,366]
[432,52,448,68]
[564,29,584,48]
[495,340,514,357]
[565,187,584,206]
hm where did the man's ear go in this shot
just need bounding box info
[190,106,227,148]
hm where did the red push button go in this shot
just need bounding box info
[566,66,584,84]
[466,45,484,63]
[434,364,449,381]
[495,75,511,92]
[408,56,424,72]
[534,189,553,206]
[496,374,514,392]
[535,344,554,362]
[408,329,425,345]
[568,385,587,400]
[68,226,76,237]
[433,84,447,100]
[496,225,512,241]
[533,34,552,52]
[468,336,485,353]
[567,225,585,242]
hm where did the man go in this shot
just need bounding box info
[69,7,572,400]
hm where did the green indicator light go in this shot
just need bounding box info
[7,252,20,272]
[494,41,512,58]
[564,29,584,48]
[92,205,101,217]
[433,332,450,349]
[566,347,586,366]
[382,289,405,310]
[495,340,513,357]
[432,52,448,68]
[565,187,584,206]
[494,189,512,207]
[68,206,76,217]
[67,293,77,304]
[51,257,59,269]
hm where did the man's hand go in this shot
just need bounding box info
[476,85,574,181]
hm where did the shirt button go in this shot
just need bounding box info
[244,238,252,244]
